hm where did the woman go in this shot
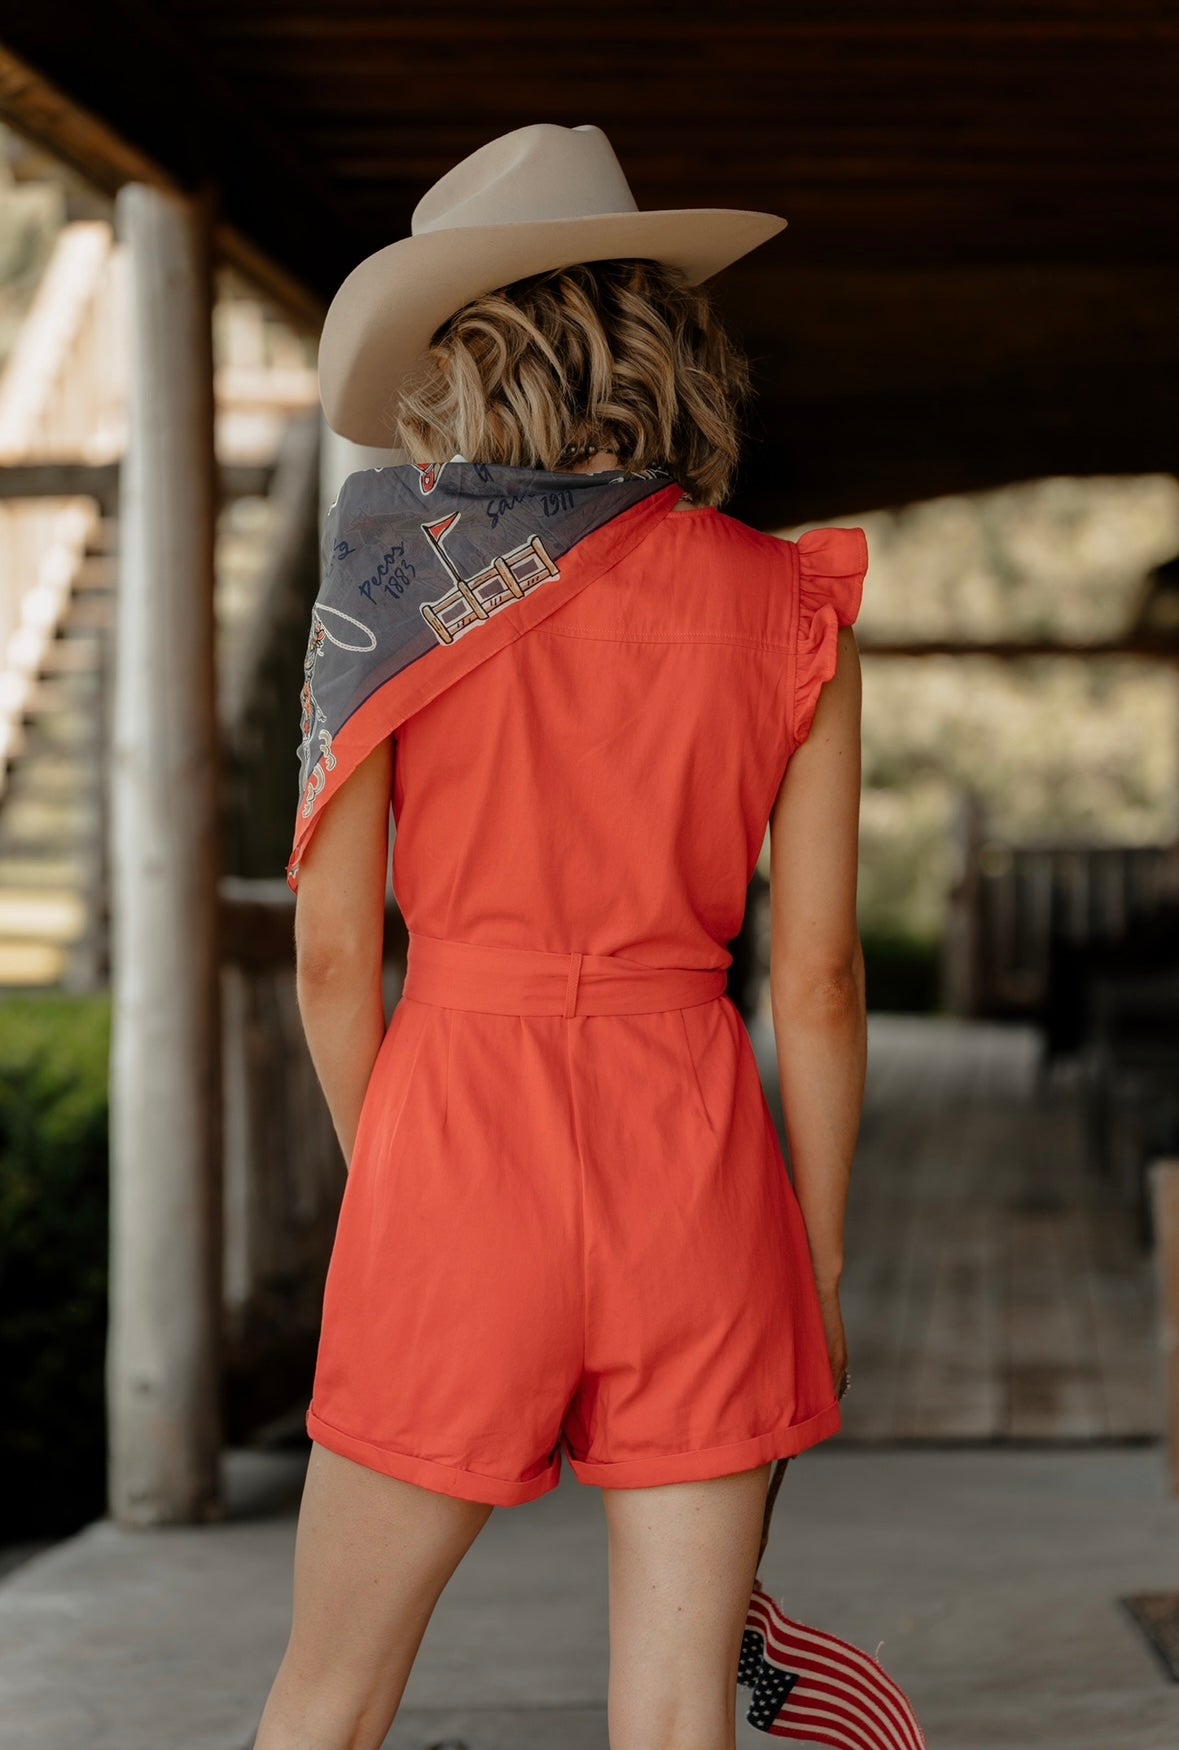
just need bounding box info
[257,122,867,1750]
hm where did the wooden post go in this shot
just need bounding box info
[107,184,223,1524]
[319,418,400,521]
[1150,1159,1179,1496]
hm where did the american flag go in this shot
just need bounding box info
[739,1577,928,1748]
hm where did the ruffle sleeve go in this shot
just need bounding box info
[791,526,869,750]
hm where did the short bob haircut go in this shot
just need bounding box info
[393,258,753,508]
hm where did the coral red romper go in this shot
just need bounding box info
[292,472,867,1508]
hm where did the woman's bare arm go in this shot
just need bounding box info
[292,737,395,1169]
[768,625,867,1314]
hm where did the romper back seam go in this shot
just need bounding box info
[535,625,795,654]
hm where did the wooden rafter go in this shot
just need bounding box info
[0,43,326,330]
[2,5,1177,522]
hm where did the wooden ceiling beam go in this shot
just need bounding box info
[4,0,1177,527]
[727,360,1179,529]
[717,264,1179,397]
[5,3,1178,281]
[174,8,1179,47]
[0,11,356,309]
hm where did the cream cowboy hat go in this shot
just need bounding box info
[318,121,788,447]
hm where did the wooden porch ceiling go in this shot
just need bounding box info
[1,3,1177,526]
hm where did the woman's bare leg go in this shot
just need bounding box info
[603,1463,772,1750]
[254,1443,495,1750]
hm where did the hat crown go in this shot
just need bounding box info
[412,123,640,235]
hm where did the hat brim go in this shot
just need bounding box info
[317,207,787,447]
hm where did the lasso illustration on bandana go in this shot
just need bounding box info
[298,602,378,820]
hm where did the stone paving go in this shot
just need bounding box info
[1,1439,1177,1749]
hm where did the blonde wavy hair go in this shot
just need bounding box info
[393,258,753,508]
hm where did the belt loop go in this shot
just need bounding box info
[563,951,583,1019]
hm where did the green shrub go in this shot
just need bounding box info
[0,994,110,1540]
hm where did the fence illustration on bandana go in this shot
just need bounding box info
[417,509,560,645]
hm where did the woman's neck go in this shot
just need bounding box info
[568,449,622,475]
[445,448,629,475]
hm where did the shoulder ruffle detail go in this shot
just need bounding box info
[792,525,869,749]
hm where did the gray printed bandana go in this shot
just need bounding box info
[287,456,681,889]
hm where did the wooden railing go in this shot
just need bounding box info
[218,879,405,1437]
[0,221,118,788]
[942,789,1179,1020]
[0,221,320,796]
[0,220,125,461]
[1151,1160,1179,1494]
[220,410,321,879]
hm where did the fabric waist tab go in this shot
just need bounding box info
[401,932,729,1018]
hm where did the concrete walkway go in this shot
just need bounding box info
[2,1440,1177,1750]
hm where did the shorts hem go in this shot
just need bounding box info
[565,1397,843,1489]
[305,1406,562,1507]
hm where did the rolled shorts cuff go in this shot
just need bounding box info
[565,1397,843,1490]
[305,1406,562,1508]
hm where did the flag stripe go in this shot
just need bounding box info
[749,1594,920,1719]
[767,1704,881,1750]
[777,1686,901,1750]
[747,1632,918,1750]
[748,1594,923,1741]
[769,1656,918,1750]
[769,1708,881,1750]
[746,1645,914,1750]
[788,1676,914,1749]
[746,1587,926,1749]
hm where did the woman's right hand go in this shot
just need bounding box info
[817,1281,849,1399]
